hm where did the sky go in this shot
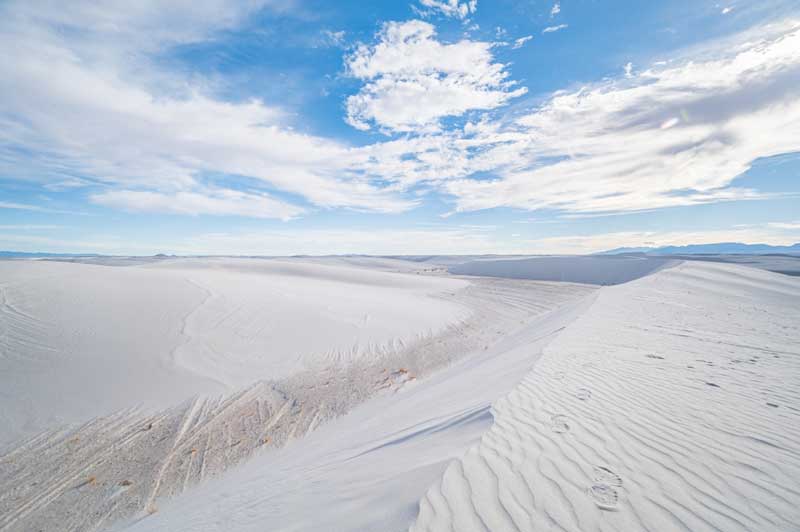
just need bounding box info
[1,0,799,255]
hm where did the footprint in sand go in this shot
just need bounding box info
[593,465,622,487]
[553,371,566,381]
[576,388,592,401]
[551,415,570,433]
[589,482,619,510]
[590,466,622,510]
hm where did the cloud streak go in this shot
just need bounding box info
[90,189,305,221]
[0,0,411,218]
[0,201,87,216]
[542,24,568,33]
[512,35,533,49]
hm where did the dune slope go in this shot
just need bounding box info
[115,280,596,532]
[413,261,800,532]
[0,258,468,445]
[4,259,797,532]
[0,259,594,532]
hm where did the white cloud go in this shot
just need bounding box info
[512,35,534,49]
[43,178,94,191]
[768,221,800,230]
[318,29,346,48]
[0,201,87,215]
[382,20,800,215]
[550,3,561,16]
[3,1,800,227]
[344,20,526,133]
[5,0,283,53]
[0,0,412,218]
[722,7,733,15]
[543,24,568,33]
[418,0,477,20]
[624,61,634,77]
[90,189,305,221]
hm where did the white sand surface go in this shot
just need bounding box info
[0,258,593,531]
[111,283,595,532]
[116,261,799,532]
[2,258,798,532]
[413,261,800,531]
[0,258,468,445]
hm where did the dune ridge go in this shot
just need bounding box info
[412,261,800,532]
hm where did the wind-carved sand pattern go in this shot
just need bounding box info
[0,280,58,365]
[0,269,592,532]
[412,262,800,532]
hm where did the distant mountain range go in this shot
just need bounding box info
[600,242,800,255]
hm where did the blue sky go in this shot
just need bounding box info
[1,0,799,255]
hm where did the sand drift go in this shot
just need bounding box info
[1,256,798,531]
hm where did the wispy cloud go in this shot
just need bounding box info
[550,3,561,16]
[542,24,568,33]
[317,29,347,48]
[512,35,533,49]
[0,0,411,217]
[417,0,477,20]
[768,220,800,230]
[90,189,305,221]
[0,201,87,215]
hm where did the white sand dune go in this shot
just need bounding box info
[117,261,799,532]
[111,280,596,532]
[0,258,593,531]
[413,261,800,531]
[2,258,798,532]
[0,258,468,446]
